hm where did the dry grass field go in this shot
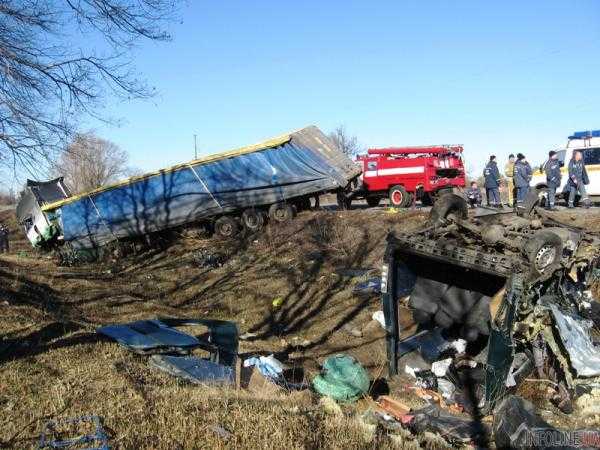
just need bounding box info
[0,206,599,449]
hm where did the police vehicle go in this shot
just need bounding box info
[531,130,600,204]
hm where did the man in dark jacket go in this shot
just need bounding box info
[544,150,562,211]
[483,155,501,207]
[567,150,590,208]
[466,181,482,208]
[0,224,8,253]
[513,153,532,206]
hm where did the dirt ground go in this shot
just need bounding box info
[1,206,599,449]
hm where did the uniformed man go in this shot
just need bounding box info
[513,153,532,206]
[466,181,482,208]
[567,150,590,208]
[504,154,516,207]
[483,155,501,207]
[543,150,561,211]
[0,224,8,253]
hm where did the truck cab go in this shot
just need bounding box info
[531,130,600,203]
[345,146,466,208]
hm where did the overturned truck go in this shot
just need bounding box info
[382,193,600,414]
[16,126,360,251]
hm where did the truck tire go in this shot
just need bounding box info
[241,208,265,231]
[524,230,563,275]
[366,197,380,207]
[389,185,409,208]
[214,216,239,238]
[268,202,295,223]
[428,193,468,226]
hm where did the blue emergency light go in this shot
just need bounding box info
[569,130,600,139]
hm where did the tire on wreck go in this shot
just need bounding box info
[214,216,240,238]
[268,202,295,223]
[428,193,468,227]
[241,208,266,232]
[524,230,563,275]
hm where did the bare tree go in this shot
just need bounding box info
[55,132,131,193]
[0,0,179,177]
[328,125,362,157]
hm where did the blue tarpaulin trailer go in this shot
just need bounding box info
[17,126,361,249]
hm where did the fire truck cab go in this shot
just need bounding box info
[340,145,466,208]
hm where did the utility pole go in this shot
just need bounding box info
[194,134,198,159]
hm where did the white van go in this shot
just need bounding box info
[530,130,600,203]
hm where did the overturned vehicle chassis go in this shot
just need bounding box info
[382,194,600,413]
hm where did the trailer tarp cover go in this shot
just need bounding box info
[49,126,360,248]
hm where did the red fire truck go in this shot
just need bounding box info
[338,145,466,208]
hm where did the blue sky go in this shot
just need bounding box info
[91,0,600,176]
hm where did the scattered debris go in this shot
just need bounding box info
[409,404,489,445]
[352,277,381,295]
[377,395,411,420]
[98,319,200,354]
[550,304,600,377]
[239,331,258,340]
[493,395,564,449]
[39,415,109,450]
[98,318,238,364]
[396,329,448,363]
[431,358,452,377]
[209,424,232,441]
[341,323,362,338]
[319,396,344,417]
[150,355,235,385]
[193,249,226,269]
[312,354,369,402]
[244,354,285,382]
[371,311,385,329]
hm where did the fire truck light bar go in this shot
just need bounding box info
[367,145,463,156]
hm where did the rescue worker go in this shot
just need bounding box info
[513,153,532,206]
[466,181,482,208]
[483,155,501,207]
[567,150,590,208]
[504,154,516,207]
[543,150,561,211]
[0,223,8,253]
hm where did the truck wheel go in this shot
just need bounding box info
[214,216,239,238]
[389,185,408,208]
[524,230,562,275]
[241,209,265,231]
[268,202,294,223]
[366,197,380,207]
[428,193,468,226]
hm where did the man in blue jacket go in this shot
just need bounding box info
[544,151,562,211]
[483,155,501,207]
[567,150,590,208]
[513,153,532,206]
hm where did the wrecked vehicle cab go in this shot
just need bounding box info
[381,193,600,413]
